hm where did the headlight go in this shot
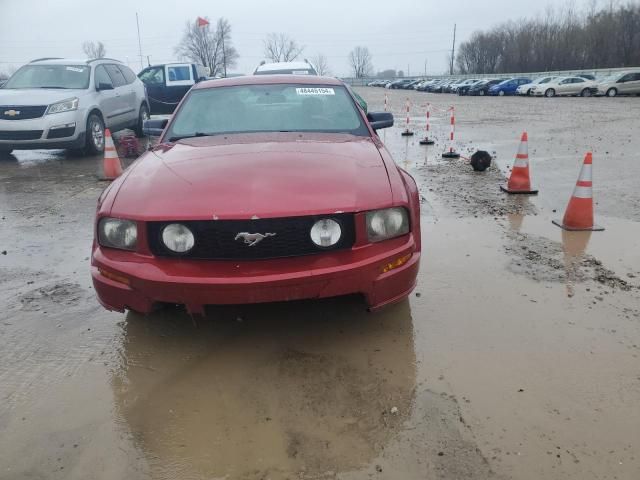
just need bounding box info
[310,218,342,247]
[366,208,409,243]
[98,218,137,250]
[162,223,195,253]
[46,97,79,115]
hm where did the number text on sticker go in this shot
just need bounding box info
[295,87,335,96]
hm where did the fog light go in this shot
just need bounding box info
[310,218,341,247]
[381,253,412,274]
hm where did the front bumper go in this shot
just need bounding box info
[91,234,420,314]
[0,109,85,150]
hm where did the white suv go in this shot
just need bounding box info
[0,58,149,155]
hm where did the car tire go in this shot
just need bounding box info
[85,112,105,155]
[479,90,485,96]
[498,90,505,96]
[527,89,532,96]
[606,88,618,97]
[134,104,149,138]
[581,88,592,97]
[545,88,556,98]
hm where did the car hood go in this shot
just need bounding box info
[0,88,85,106]
[110,134,393,220]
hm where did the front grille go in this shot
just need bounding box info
[0,130,43,141]
[148,214,355,260]
[0,105,47,120]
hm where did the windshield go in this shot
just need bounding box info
[3,64,91,89]
[166,84,368,140]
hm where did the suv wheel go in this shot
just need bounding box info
[545,88,556,97]
[134,104,149,138]
[85,113,105,155]
[606,88,618,97]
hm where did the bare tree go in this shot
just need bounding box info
[82,41,106,59]
[213,18,239,76]
[311,54,330,76]
[0,65,17,80]
[348,46,373,78]
[263,33,304,62]
[455,1,640,74]
[175,17,239,77]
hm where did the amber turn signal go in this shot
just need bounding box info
[98,268,130,285]
[381,253,412,274]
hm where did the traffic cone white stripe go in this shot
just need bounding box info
[513,158,529,168]
[577,164,592,182]
[572,186,593,198]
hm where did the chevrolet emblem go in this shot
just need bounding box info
[4,110,21,117]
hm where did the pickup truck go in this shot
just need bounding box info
[138,63,209,114]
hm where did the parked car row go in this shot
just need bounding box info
[367,71,640,98]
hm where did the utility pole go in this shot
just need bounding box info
[450,23,457,75]
[424,59,427,77]
[407,64,410,77]
[136,13,143,70]
[221,31,227,77]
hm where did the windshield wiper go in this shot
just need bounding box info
[168,132,217,142]
[39,86,67,89]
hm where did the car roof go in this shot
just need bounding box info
[196,74,343,89]
[255,61,314,72]
[28,57,124,66]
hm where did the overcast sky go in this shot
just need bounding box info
[0,0,595,77]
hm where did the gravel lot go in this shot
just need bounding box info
[0,89,638,480]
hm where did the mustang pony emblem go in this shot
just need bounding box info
[234,232,276,247]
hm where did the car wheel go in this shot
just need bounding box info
[498,90,505,96]
[581,88,592,97]
[479,90,485,96]
[134,104,149,138]
[606,88,618,97]
[527,89,532,96]
[545,88,556,98]
[85,112,105,155]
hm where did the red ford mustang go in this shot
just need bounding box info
[91,75,420,315]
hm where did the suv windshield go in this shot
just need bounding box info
[166,84,368,140]
[4,64,91,89]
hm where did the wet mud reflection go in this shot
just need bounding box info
[112,297,416,479]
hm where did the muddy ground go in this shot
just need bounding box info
[0,89,639,480]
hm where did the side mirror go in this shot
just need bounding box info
[96,82,114,91]
[143,118,168,137]
[367,111,393,131]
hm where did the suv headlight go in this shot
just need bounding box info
[46,97,79,115]
[98,218,137,250]
[366,208,410,243]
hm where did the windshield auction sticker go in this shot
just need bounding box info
[295,87,335,95]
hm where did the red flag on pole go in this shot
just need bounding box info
[196,16,209,27]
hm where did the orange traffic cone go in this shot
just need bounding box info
[553,152,604,231]
[500,132,538,194]
[100,129,123,181]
